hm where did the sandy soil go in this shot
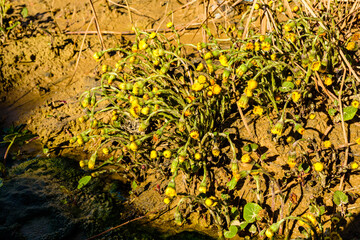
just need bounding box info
[0,0,360,239]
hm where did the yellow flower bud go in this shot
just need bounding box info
[313,162,324,172]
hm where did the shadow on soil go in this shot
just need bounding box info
[0,157,215,240]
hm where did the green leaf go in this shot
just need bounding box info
[227,177,238,190]
[298,163,310,173]
[77,176,92,189]
[21,7,28,18]
[223,225,238,239]
[131,180,138,190]
[243,202,263,223]
[239,221,248,230]
[249,224,257,234]
[243,144,251,152]
[221,193,230,200]
[333,191,348,206]
[231,207,238,214]
[260,153,267,160]
[279,82,295,92]
[6,21,20,30]
[250,143,259,152]
[328,108,337,116]
[343,106,357,121]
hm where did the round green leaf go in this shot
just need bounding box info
[333,191,348,206]
[343,106,358,121]
[77,176,92,189]
[224,225,238,239]
[243,202,263,223]
[279,82,295,92]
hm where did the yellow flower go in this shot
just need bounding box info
[204,52,213,60]
[292,6,299,12]
[205,196,218,207]
[350,162,359,170]
[259,35,265,42]
[283,23,293,32]
[163,150,172,158]
[179,155,186,163]
[311,61,321,71]
[149,32,157,39]
[285,32,296,43]
[271,121,284,136]
[261,42,271,51]
[299,213,318,228]
[212,147,220,157]
[199,186,207,194]
[129,103,141,118]
[102,64,109,72]
[292,91,301,103]
[265,228,274,238]
[150,150,158,159]
[255,41,260,51]
[205,197,213,207]
[129,141,139,152]
[196,62,204,71]
[131,44,138,53]
[212,84,222,95]
[198,75,207,84]
[138,39,148,50]
[297,127,305,135]
[164,197,171,204]
[286,136,295,144]
[244,87,253,97]
[247,79,258,90]
[219,55,229,66]
[165,186,176,197]
[324,76,333,86]
[351,100,359,108]
[287,159,297,168]
[245,42,254,51]
[194,152,201,160]
[254,3,260,10]
[191,82,204,92]
[190,130,200,140]
[184,109,192,117]
[93,52,103,61]
[323,140,332,149]
[270,53,277,61]
[79,160,85,168]
[207,63,214,74]
[237,95,249,109]
[309,112,316,120]
[355,137,360,145]
[313,162,324,172]
[253,106,264,116]
[197,42,206,51]
[346,41,356,51]
[102,147,110,155]
[166,22,173,28]
[241,153,252,163]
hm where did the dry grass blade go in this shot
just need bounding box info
[67,17,95,86]
[338,66,349,191]
[242,0,257,39]
[88,0,106,50]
